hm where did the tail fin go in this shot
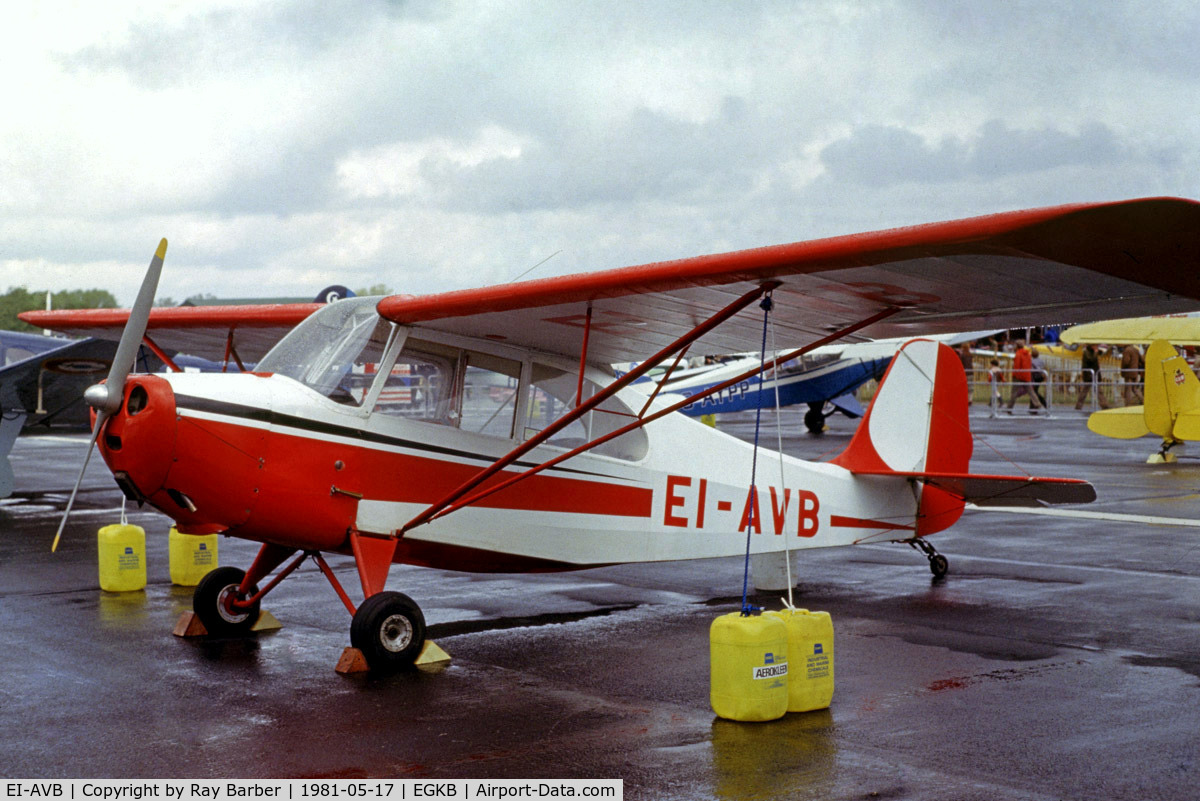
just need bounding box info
[831,339,972,476]
[832,339,1093,533]
[1144,339,1200,440]
[831,339,971,535]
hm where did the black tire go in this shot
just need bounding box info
[929,554,949,579]
[804,407,826,435]
[193,566,260,636]
[350,591,427,672]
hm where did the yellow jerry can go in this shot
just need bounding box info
[97,523,146,593]
[710,612,789,722]
[168,526,219,586]
[766,608,834,712]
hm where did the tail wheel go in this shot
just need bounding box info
[194,566,261,636]
[350,591,427,672]
[929,553,949,579]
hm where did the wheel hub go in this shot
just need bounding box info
[379,613,413,652]
[217,585,253,624]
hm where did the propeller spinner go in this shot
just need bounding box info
[51,239,167,552]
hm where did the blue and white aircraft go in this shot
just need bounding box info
[647,331,995,433]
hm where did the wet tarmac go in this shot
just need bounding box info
[3,410,1200,799]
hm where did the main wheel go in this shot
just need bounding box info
[194,566,261,636]
[804,407,826,435]
[929,554,949,579]
[350,591,427,672]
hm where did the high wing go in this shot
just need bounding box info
[18,198,1200,369]
[376,197,1200,363]
[19,304,323,363]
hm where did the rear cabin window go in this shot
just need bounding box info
[367,341,647,461]
[460,351,521,439]
[525,364,648,462]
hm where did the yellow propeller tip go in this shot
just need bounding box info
[155,238,168,259]
[51,534,61,553]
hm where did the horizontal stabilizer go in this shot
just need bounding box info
[849,469,1096,507]
[1087,407,1149,440]
[828,392,864,418]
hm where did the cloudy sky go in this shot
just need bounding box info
[2,0,1197,306]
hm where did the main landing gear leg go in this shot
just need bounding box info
[904,536,949,579]
[192,536,433,673]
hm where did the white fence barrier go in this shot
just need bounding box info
[966,368,1143,417]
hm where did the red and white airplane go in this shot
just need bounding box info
[23,197,1200,671]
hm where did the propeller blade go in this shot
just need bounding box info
[53,238,167,552]
[91,238,167,414]
[51,411,108,553]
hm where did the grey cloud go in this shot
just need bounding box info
[819,125,968,186]
[413,98,782,213]
[969,120,1124,177]
[908,0,1200,80]
[56,0,422,87]
[819,120,1131,187]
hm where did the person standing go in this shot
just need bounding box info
[1007,340,1044,412]
[1121,344,1144,406]
[1076,344,1107,410]
[988,359,1005,410]
[1030,347,1047,409]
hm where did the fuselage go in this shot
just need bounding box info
[96,300,925,572]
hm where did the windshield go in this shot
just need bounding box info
[258,297,394,403]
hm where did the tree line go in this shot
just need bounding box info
[0,287,118,332]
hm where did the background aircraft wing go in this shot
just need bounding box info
[1062,313,1200,345]
[0,337,159,427]
[377,197,1200,363]
[19,304,323,363]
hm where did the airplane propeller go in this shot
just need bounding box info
[51,239,167,552]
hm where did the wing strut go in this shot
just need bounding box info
[400,282,783,534]
[223,330,247,372]
[141,333,181,373]
[637,344,692,418]
[400,300,901,535]
[574,303,593,407]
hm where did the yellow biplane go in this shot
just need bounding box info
[1085,339,1200,462]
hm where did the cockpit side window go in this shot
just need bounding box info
[370,339,522,439]
[373,339,459,425]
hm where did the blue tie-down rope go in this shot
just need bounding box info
[740,294,773,616]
